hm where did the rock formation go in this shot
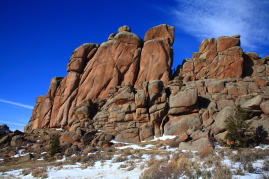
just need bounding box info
[26,24,174,131]
[23,24,269,151]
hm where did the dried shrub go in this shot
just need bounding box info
[258,173,269,179]
[31,167,48,178]
[130,153,143,160]
[145,155,157,167]
[246,163,255,173]
[263,159,269,171]
[229,148,267,170]
[118,164,128,169]
[234,167,245,176]
[69,155,94,164]
[126,165,135,171]
[212,165,233,179]
[140,163,181,179]
[112,155,128,163]
[167,139,181,148]
[123,148,133,156]
[21,169,31,176]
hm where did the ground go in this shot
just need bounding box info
[1,135,269,179]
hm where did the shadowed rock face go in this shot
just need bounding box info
[24,25,269,150]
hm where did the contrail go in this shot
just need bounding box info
[0,99,33,109]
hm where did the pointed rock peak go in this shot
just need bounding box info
[144,24,174,45]
[118,25,131,33]
[231,34,241,38]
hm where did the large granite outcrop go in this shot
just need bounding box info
[26,24,174,131]
[24,25,269,151]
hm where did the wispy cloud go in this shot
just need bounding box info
[0,99,33,109]
[0,120,25,126]
[173,0,269,51]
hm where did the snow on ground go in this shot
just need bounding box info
[1,157,146,179]
[1,138,269,179]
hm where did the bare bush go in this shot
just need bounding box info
[212,165,233,179]
[263,159,269,171]
[112,155,128,163]
[31,167,48,178]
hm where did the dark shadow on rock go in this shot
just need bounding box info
[198,96,211,109]
[242,53,254,77]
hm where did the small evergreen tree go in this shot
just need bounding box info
[225,105,254,148]
[50,135,61,156]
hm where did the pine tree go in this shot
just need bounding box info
[49,135,61,156]
[224,105,253,148]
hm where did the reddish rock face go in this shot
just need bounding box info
[178,35,244,80]
[199,38,217,53]
[144,24,174,45]
[67,43,99,73]
[26,24,174,132]
[217,36,240,51]
[76,31,142,102]
[135,40,172,87]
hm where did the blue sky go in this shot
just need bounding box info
[0,0,268,131]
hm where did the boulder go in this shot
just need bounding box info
[207,80,225,94]
[217,36,240,51]
[8,150,17,157]
[178,138,214,151]
[199,38,217,53]
[32,144,43,152]
[144,24,174,45]
[164,113,201,135]
[60,142,72,150]
[250,118,269,137]
[135,90,147,108]
[211,107,234,135]
[60,132,81,143]
[81,131,96,145]
[83,146,96,155]
[261,101,269,114]
[10,135,23,147]
[241,95,263,109]
[115,128,140,143]
[169,88,198,115]
[139,122,154,141]
[19,154,33,163]
[118,25,131,32]
[214,131,228,143]
[0,135,11,146]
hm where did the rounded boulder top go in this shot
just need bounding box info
[118,25,131,33]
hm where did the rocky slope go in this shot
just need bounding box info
[17,24,269,151]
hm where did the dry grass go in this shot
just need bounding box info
[31,167,48,178]
[212,165,233,179]
[112,155,128,163]
[263,159,269,171]
[197,147,213,158]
